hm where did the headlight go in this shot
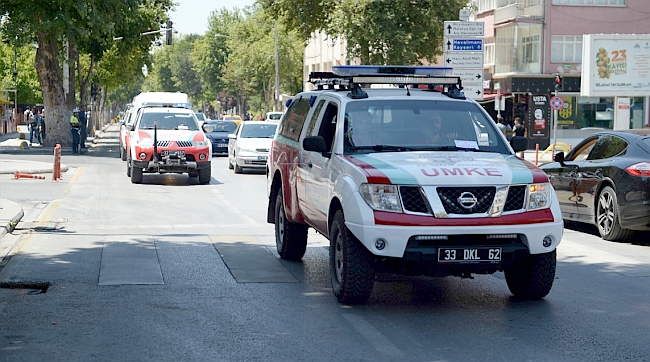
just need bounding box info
[527,183,551,210]
[238,148,255,154]
[193,140,209,148]
[359,184,402,213]
[136,138,154,146]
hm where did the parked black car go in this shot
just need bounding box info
[540,130,650,240]
[203,120,237,155]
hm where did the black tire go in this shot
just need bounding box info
[188,171,199,178]
[234,163,243,174]
[274,190,307,260]
[505,250,556,299]
[120,145,126,161]
[198,166,211,184]
[130,164,143,184]
[595,186,634,241]
[329,210,375,304]
[228,160,234,169]
[126,158,131,177]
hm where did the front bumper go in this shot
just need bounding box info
[235,154,268,168]
[346,218,563,259]
[209,140,229,154]
[133,159,210,173]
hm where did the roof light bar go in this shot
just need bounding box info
[141,101,192,109]
[352,76,460,85]
[333,65,452,77]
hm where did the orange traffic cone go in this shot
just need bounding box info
[14,171,46,180]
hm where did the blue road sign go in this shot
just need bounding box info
[445,38,484,52]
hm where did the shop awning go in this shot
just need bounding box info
[477,93,511,104]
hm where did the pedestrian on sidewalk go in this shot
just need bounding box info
[39,109,47,141]
[512,117,527,158]
[28,107,42,146]
[79,105,88,148]
[70,108,81,154]
[496,116,507,135]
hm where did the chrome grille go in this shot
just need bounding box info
[437,187,495,214]
[399,186,429,214]
[156,140,193,148]
[256,148,270,153]
[504,185,526,212]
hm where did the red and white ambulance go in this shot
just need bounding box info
[266,66,564,304]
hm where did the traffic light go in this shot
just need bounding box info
[554,74,563,91]
[165,21,173,46]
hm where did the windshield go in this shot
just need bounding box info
[195,113,205,121]
[267,113,282,120]
[240,123,277,138]
[344,100,509,154]
[207,121,237,133]
[138,112,199,130]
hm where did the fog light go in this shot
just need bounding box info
[374,238,387,251]
[199,154,206,160]
[415,235,448,241]
[542,236,553,248]
[139,152,146,160]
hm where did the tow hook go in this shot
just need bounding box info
[153,122,158,163]
[461,272,474,279]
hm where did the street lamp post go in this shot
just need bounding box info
[274,22,280,112]
[13,36,18,120]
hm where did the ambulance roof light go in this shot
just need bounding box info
[332,65,453,77]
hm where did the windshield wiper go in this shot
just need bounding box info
[350,145,412,152]
[430,145,490,152]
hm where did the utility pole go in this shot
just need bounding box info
[13,36,18,114]
[274,21,280,112]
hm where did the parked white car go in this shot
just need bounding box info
[265,111,284,122]
[228,121,279,173]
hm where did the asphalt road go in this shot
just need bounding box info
[1,128,650,361]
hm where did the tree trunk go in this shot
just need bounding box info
[35,30,70,147]
[77,54,95,108]
[66,34,77,111]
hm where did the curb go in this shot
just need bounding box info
[0,199,24,240]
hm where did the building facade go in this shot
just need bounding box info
[477,0,650,148]
[303,1,650,148]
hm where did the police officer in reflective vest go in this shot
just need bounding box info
[70,108,81,154]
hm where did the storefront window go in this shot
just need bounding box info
[577,97,614,129]
[630,97,645,129]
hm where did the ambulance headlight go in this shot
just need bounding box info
[359,184,402,213]
[527,183,551,210]
[137,138,154,146]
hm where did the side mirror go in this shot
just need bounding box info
[203,124,214,133]
[303,135,328,153]
[228,133,236,139]
[554,151,566,166]
[509,136,528,152]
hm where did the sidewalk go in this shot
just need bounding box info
[0,123,117,241]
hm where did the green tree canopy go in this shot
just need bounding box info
[260,0,469,65]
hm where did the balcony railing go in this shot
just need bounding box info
[494,1,545,24]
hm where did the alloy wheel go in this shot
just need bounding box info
[597,190,615,235]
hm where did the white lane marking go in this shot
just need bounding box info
[210,187,259,225]
[342,313,404,358]
[558,235,650,277]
